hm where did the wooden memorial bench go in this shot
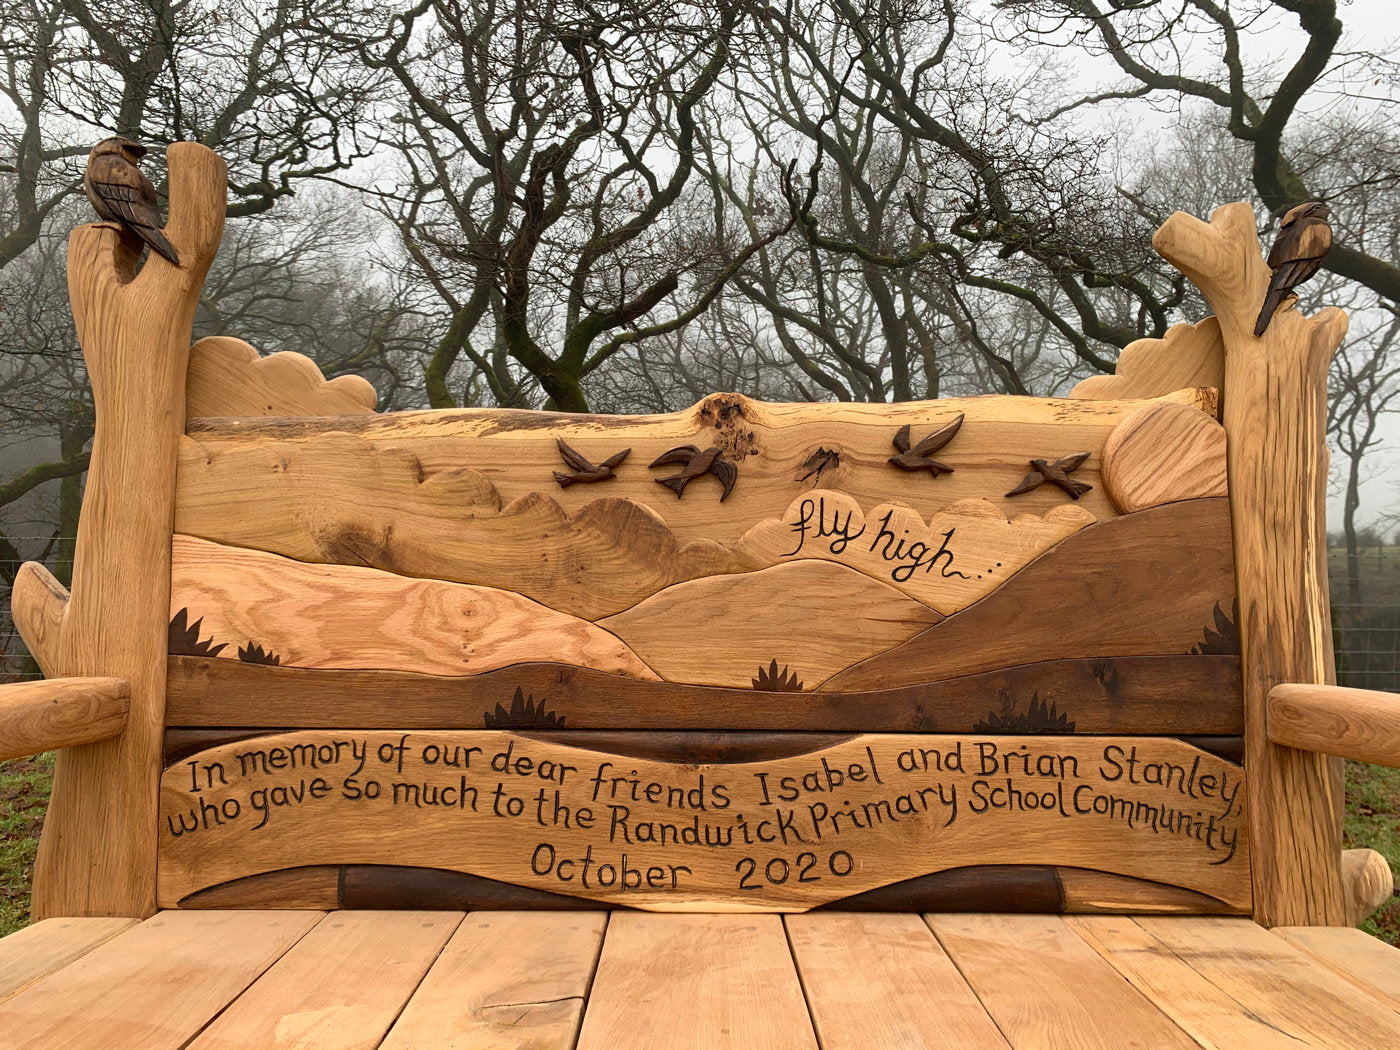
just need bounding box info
[2,142,1400,1049]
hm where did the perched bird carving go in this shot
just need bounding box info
[552,438,629,487]
[888,415,964,477]
[1006,453,1093,500]
[1254,201,1331,337]
[649,445,737,501]
[83,136,180,266]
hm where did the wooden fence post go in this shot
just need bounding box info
[1155,203,1348,927]
[21,143,226,918]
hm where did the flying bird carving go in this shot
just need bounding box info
[1006,453,1093,500]
[649,445,737,501]
[1254,201,1331,337]
[888,415,964,477]
[83,137,180,266]
[552,439,629,487]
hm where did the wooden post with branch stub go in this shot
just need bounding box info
[1154,202,1349,927]
[19,143,227,919]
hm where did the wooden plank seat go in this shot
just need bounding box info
[5,911,1400,1049]
[4,144,1400,1050]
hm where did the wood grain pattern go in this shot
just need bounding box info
[179,391,1214,558]
[1070,317,1223,409]
[1101,403,1227,513]
[1341,847,1394,925]
[341,866,616,911]
[1121,916,1400,1048]
[926,913,1200,1049]
[186,336,378,420]
[0,909,322,1050]
[1156,201,1349,925]
[381,911,606,1050]
[0,918,136,1001]
[824,499,1236,691]
[185,911,459,1050]
[598,561,941,688]
[9,562,68,678]
[785,912,1009,1050]
[176,865,341,910]
[31,143,227,920]
[157,731,1250,911]
[166,651,1245,733]
[576,913,818,1050]
[0,677,129,761]
[1055,867,1242,915]
[1272,925,1400,1010]
[1268,682,1400,767]
[170,535,657,679]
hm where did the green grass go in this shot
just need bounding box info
[1345,760,1400,943]
[0,753,51,937]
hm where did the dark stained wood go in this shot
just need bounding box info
[163,728,287,766]
[1006,452,1093,499]
[175,865,340,909]
[1255,201,1332,336]
[888,415,963,476]
[166,652,1242,733]
[518,731,857,764]
[649,444,737,500]
[342,865,616,911]
[825,499,1236,691]
[553,439,629,487]
[1177,736,1245,763]
[1057,867,1243,915]
[818,865,1065,913]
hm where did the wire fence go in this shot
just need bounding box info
[4,539,1400,692]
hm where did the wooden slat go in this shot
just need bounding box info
[1268,683,1400,768]
[1118,917,1400,1047]
[382,911,605,1050]
[786,912,1009,1049]
[1273,925,1400,1010]
[186,335,378,420]
[926,914,1199,1049]
[1100,402,1227,513]
[0,910,322,1049]
[1070,318,1223,406]
[0,676,129,761]
[186,911,459,1050]
[0,917,137,1001]
[576,913,817,1050]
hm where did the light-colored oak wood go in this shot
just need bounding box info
[1156,201,1349,926]
[576,913,818,1050]
[0,917,136,1001]
[186,911,459,1050]
[0,909,322,1049]
[1070,318,1224,409]
[1273,925,1400,1009]
[785,912,1009,1049]
[170,534,658,679]
[1101,402,1227,513]
[598,561,941,688]
[1071,915,1400,1049]
[0,677,128,761]
[157,731,1250,911]
[926,913,1199,1049]
[1341,847,1394,925]
[32,143,228,920]
[823,498,1235,691]
[179,391,1213,564]
[381,911,606,1050]
[186,336,378,419]
[9,561,68,678]
[1124,916,1400,1047]
[1268,682,1400,767]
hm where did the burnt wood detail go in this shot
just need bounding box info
[168,608,226,658]
[887,415,963,477]
[1190,600,1240,656]
[236,641,280,666]
[1006,453,1093,500]
[648,445,737,501]
[166,652,1243,734]
[483,687,566,729]
[796,447,840,484]
[552,438,630,487]
[973,694,1075,734]
[753,660,803,692]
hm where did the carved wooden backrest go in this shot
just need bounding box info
[20,146,1346,925]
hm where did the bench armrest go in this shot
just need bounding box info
[0,677,129,761]
[1268,683,1400,767]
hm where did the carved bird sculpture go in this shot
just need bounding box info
[1006,453,1093,500]
[84,136,180,266]
[552,438,629,487]
[888,415,964,477]
[1254,201,1332,337]
[649,445,737,501]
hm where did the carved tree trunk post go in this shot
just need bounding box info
[1155,203,1348,927]
[25,144,226,918]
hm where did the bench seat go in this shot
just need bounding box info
[3,911,1399,1049]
